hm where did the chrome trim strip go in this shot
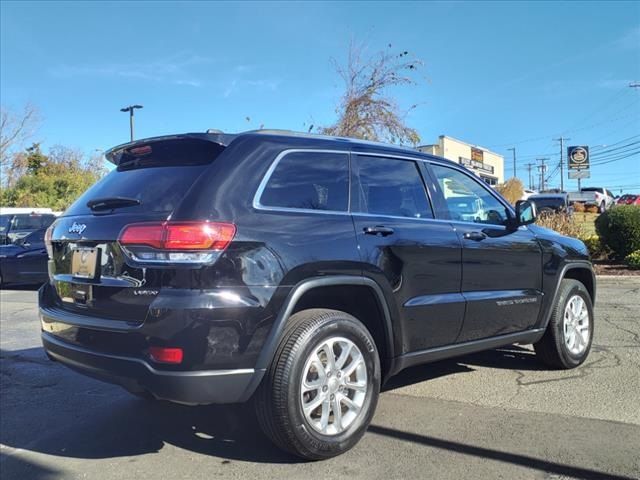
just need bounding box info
[42,332,255,378]
[404,292,466,308]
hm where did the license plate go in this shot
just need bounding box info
[71,248,99,279]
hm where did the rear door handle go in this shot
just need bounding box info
[463,231,487,241]
[364,226,395,237]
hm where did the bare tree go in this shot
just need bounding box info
[1,104,42,187]
[1,103,41,166]
[319,42,424,146]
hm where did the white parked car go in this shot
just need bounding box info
[567,187,615,213]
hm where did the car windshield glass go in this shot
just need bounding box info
[0,215,9,232]
[580,188,599,192]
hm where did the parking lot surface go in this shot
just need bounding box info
[1,277,639,480]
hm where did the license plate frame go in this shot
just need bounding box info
[71,247,100,280]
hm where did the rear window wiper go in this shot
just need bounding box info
[87,197,141,211]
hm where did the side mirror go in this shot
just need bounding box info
[515,200,536,226]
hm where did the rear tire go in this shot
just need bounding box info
[534,279,593,369]
[255,308,380,460]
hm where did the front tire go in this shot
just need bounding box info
[255,309,380,460]
[534,279,594,369]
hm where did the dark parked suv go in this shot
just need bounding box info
[41,130,595,459]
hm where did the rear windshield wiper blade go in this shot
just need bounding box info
[87,197,141,211]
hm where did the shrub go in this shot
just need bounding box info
[595,206,640,258]
[495,178,524,205]
[535,211,584,238]
[581,235,608,260]
[572,202,585,213]
[626,250,640,269]
[586,205,600,214]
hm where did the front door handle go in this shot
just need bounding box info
[463,231,487,241]
[364,226,395,237]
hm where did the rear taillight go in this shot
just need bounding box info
[44,224,54,258]
[118,221,236,264]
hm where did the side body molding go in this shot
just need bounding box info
[239,275,394,401]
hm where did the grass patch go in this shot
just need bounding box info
[573,212,598,237]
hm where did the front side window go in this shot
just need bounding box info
[430,164,509,226]
[260,151,349,211]
[352,155,432,219]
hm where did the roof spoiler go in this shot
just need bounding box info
[104,132,236,165]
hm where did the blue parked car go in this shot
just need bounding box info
[0,227,49,286]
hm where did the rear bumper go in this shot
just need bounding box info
[42,332,263,405]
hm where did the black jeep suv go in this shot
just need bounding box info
[40,130,595,459]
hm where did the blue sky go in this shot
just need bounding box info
[1,1,639,192]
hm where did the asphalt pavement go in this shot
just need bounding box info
[1,277,639,480]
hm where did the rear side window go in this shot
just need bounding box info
[259,151,349,212]
[352,155,432,219]
[66,139,224,216]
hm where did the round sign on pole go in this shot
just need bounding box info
[568,146,590,170]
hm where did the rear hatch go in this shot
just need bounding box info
[46,136,227,324]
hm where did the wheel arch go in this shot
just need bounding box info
[240,276,395,401]
[539,262,596,334]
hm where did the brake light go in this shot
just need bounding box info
[44,224,54,258]
[149,347,183,364]
[118,221,236,264]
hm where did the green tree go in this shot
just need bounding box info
[0,144,106,211]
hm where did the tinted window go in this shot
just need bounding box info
[353,156,432,219]
[11,214,55,230]
[0,215,10,232]
[430,164,509,225]
[260,151,349,211]
[66,139,223,216]
[529,197,567,210]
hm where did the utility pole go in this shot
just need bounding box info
[120,105,143,142]
[553,137,569,193]
[507,147,516,179]
[537,158,549,192]
[526,163,535,190]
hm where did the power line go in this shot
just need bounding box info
[487,86,638,148]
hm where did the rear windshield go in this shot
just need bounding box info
[530,197,566,209]
[580,188,600,192]
[65,139,224,216]
[8,214,56,230]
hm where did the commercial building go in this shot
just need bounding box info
[417,135,505,185]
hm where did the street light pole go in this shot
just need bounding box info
[120,105,143,142]
[507,147,516,179]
